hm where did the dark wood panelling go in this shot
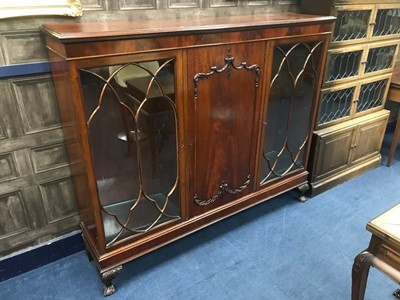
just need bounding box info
[210,0,237,7]
[247,0,271,6]
[0,191,30,238]
[0,30,47,66]
[11,76,61,134]
[0,74,78,255]
[117,0,157,10]
[39,177,78,224]
[168,0,201,8]
[81,0,107,10]
[31,143,69,173]
[0,153,18,182]
[0,118,6,140]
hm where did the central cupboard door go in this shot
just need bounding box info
[187,43,264,216]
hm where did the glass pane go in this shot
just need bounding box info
[79,59,180,247]
[333,10,370,42]
[373,9,400,37]
[326,50,362,82]
[357,79,388,113]
[318,87,354,125]
[365,45,397,73]
[260,42,323,184]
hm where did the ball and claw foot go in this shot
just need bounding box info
[101,266,122,297]
[297,183,310,202]
[103,284,116,297]
[393,289,400,299]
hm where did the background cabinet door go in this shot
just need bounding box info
[312,127,355,183]
[364,42,398,75]
[351,116,388,165]
[311,110,389,185]
[317,84,357,127]
[187,43,263,216]
[332,5,374,45]
[355,75,390,114]
[325,46,365,84]
[372,6,400,38]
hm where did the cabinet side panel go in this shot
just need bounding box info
[47,51,95,233]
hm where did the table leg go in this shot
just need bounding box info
[352,251,375,300]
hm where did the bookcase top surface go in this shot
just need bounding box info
[42,12,335,42]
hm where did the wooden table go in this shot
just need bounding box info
[387,65,400,167]
[352,204,400,299]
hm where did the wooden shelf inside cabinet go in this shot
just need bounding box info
[42,13,335,296]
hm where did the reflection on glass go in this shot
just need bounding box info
[318,87,354,125]
[357,79,388,113]
[365,45,396,73]
[333,10,370,42]
[260,42,322,184]
[326,50,362,82]
[373,9,400,37]
[79,59,180,247]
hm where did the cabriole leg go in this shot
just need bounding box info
[351,251,374,300]
[101,266,122,296]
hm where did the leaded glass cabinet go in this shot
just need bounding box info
[302,0,399,196]
[42,13,334,296]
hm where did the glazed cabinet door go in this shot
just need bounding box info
[76,53,183,249]
[324,45,365,85]
[332,5,374,46]
[316,73,391,129]
[372,5,400,40]
[354,74,391,116]
[364,41,399,76]
[317,83,357,127]
[187,43,263,216]
[324,42,398,87]
[258,38,325,186]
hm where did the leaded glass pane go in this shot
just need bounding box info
[326,50,362,82]
[373,9,400,37]
[357,79,388,113]
[318,87,354,125]
[365,45,397,73]
[333,10,370,42]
